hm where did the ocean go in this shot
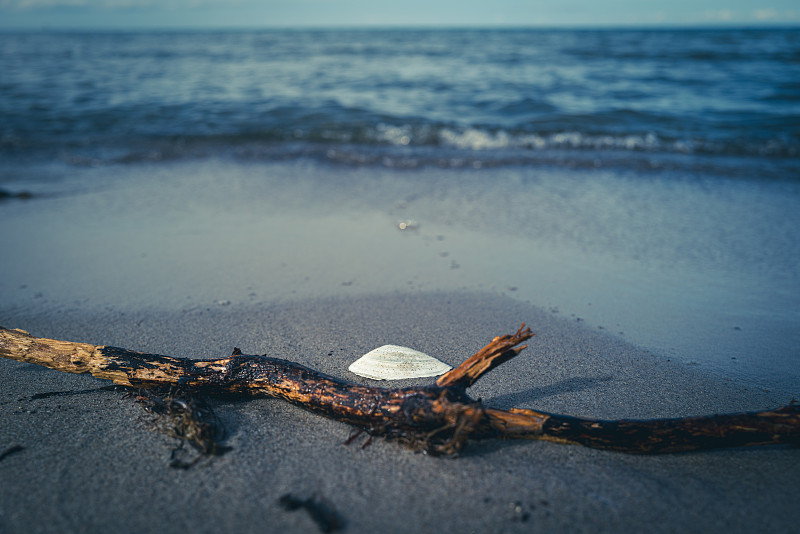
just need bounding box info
[0,28,798,394]
[1,28,798,180]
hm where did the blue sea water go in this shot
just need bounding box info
[1,28,799,179]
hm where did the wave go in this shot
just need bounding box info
[2,119,798,166]
[2,91,796,161]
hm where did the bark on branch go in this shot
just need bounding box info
[1,325,798,455]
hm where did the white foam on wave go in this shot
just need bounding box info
[438,128,513,150]
[437,127,663,152]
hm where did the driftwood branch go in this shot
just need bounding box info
[1,325,798,455]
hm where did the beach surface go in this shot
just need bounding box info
[1,158,798,533]
[2,292,799,534]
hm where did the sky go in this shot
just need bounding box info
[0,0,799,30]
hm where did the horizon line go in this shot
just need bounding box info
[2,22,799,32]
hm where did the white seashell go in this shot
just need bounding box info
[348,345,452,380]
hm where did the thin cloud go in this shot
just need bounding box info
[753,8,778,20]
[1,0,247,8]
[698,7,800,23]
[703,9,734,21]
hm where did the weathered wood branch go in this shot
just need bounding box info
[1,325,798,455]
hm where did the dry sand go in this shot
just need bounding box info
[1,293,798,534]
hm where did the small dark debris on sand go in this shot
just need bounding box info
[0,445,25,463]
[279,493,344,533]
[0,188,33,201]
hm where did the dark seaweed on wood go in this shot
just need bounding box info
[133,388,231,468]
[1,325,798,455]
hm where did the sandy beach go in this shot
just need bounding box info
[2,294,799,533]
[1,157,799,533]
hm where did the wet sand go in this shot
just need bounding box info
[1,158,799,532]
